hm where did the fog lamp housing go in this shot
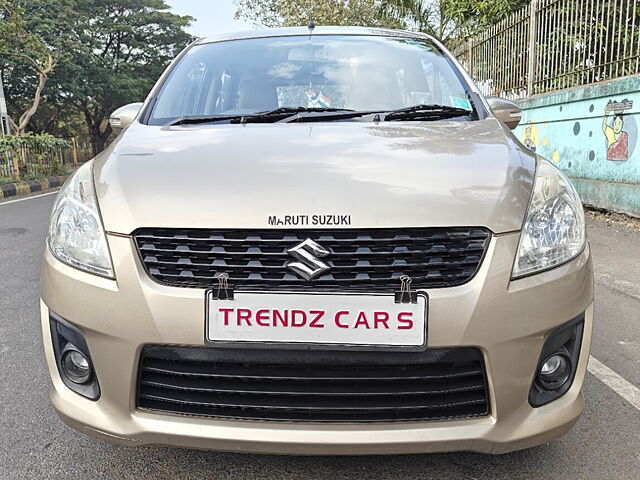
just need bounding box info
[537,352,571,390]
[49,313,100,400]
[61,346,93,384]
[529,314,584,407]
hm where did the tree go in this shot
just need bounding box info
[67,0,194,154]
[0,0,56,134]
[1,0,86,138]
[381,0,529,44]
[234,0,405,29]
[235,0,527,45]
[1,0,192,150]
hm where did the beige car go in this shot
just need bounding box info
[41,27,593,455]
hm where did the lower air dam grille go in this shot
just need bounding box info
[137,346,490,423]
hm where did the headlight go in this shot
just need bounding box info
[47,161,114,278]
[513,158,586,278]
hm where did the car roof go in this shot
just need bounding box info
[196,26,436,45]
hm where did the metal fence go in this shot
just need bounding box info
[452,0,640,99]
[0,137,93,181]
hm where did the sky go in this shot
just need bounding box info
[164,0,255,38]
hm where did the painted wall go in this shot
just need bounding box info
[514,74,640,217]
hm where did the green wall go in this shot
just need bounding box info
[514,74,640,217]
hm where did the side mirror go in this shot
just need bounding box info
[109,102,144,133]
[487,97,522,130]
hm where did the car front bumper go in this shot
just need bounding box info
[40,231,594,455]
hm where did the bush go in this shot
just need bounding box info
[0,133,70,179]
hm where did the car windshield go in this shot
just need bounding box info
[148,34,473,125]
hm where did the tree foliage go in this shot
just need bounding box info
[66,0,195,153]
[382,0,529,43]
[0,132,69,179]
[1,0,84,137]
[234,0,405,29]
[0,131,68,152]
[0,0,56,134]
[234,0,528,45]
[1,0,194,153]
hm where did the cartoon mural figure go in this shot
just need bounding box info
[602,99,633,161]
[522,125,536,152]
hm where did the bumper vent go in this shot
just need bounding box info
[134,227,490,291]
[137,346,490,423]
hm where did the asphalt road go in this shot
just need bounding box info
[1,192,639,480]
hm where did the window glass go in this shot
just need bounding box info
[150,35,471,124]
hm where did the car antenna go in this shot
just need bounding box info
[307,10,315,39]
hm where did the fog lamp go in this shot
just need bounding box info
[529,315,584,407]
[538,353,571,390]
[50,313,100,399]
[61,347,93,384]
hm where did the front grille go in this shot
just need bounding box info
[134,227,490,291]
[137,346,490,423]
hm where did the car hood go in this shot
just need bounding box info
[94,119,535,234]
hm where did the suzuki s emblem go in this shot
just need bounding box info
[286,238,331,280]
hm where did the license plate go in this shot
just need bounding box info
[205,291,427,349]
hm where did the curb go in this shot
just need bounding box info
[0,176,68,200]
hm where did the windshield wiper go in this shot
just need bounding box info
[384,104,473,121]
[246,107,364,123]
[278,108,387,123]
[167,115,245,126]
[167,107,357,127]
[168,105,472,126]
